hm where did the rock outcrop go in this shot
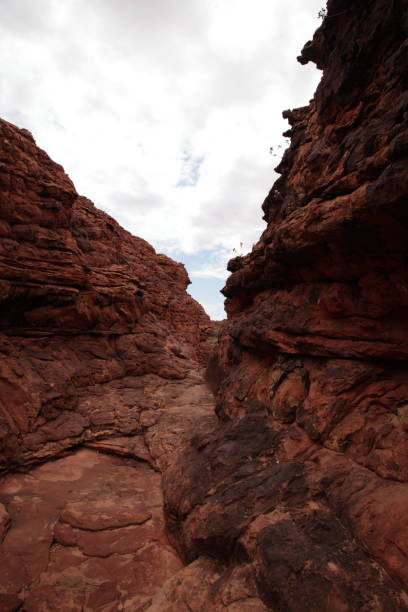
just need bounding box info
[0,117,214,471]
[1,1,408,610]
[0,117,218,610]
[163,1,408,610]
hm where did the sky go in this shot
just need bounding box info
[0,0,324,319]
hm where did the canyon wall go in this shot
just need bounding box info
[0,117,213,471]
[163,0,408,610]
[0,118,221,611]
[0,0,407,610]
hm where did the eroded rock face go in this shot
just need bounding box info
[0,115,223,609]
[0,324,218,609]
[1,1,408,610]
[0,449,182,611]
[163,1,408,610]
[0,117,214,470]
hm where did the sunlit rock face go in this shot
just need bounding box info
[164,0,408,609]
[0,116,214,470]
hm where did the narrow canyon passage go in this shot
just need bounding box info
[1,1,408,609]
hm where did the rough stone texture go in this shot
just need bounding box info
[1,1,408,611]
[0,448,181,611]
[0,357,219,610]
[0,114,222,610]
[0,116,214,471]
[163,1,408,610]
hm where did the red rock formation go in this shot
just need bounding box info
[0,116,221,609]
[1,1,408,610]
[0,117,214,470]
[163,1,408,610]
[0,116,222,610]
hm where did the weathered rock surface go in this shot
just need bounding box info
[0,116,214,471]
[1,1,408,611]
[162,1,408,610]
[0,449,182,611]
[0,113,221,609]
[0,370,217,611]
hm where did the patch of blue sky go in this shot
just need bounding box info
[176,151,205,187]
[188,276,226,320]
[169,247,231,320]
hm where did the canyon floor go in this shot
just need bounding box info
[0,367,232,612]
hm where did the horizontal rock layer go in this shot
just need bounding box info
[1,1,408,610]
[0,116,233,609]
[0,117,214,470]
[164,1,408,610]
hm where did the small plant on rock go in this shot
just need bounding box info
[232,242,244,257]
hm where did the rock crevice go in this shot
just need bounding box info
[0,1,408,610]
[162,1,408,610]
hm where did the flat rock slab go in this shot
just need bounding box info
[0,448,182,611]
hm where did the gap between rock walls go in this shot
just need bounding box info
[1,0,408,610]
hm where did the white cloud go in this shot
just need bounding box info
[198,299,226,321]
[0,0,323,317]
[191,266,228,280]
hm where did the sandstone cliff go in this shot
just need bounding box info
[0,117,213,470]
[0,117,218,610]
[162,0,408,610]
[1,0,408,610]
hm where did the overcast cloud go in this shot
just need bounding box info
[0,0,323,319]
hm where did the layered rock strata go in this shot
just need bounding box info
[0,376,218,611]
[1,0,408,610]
[0,118,213,471]
[163,1,408,610]
[0,118,222,609]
